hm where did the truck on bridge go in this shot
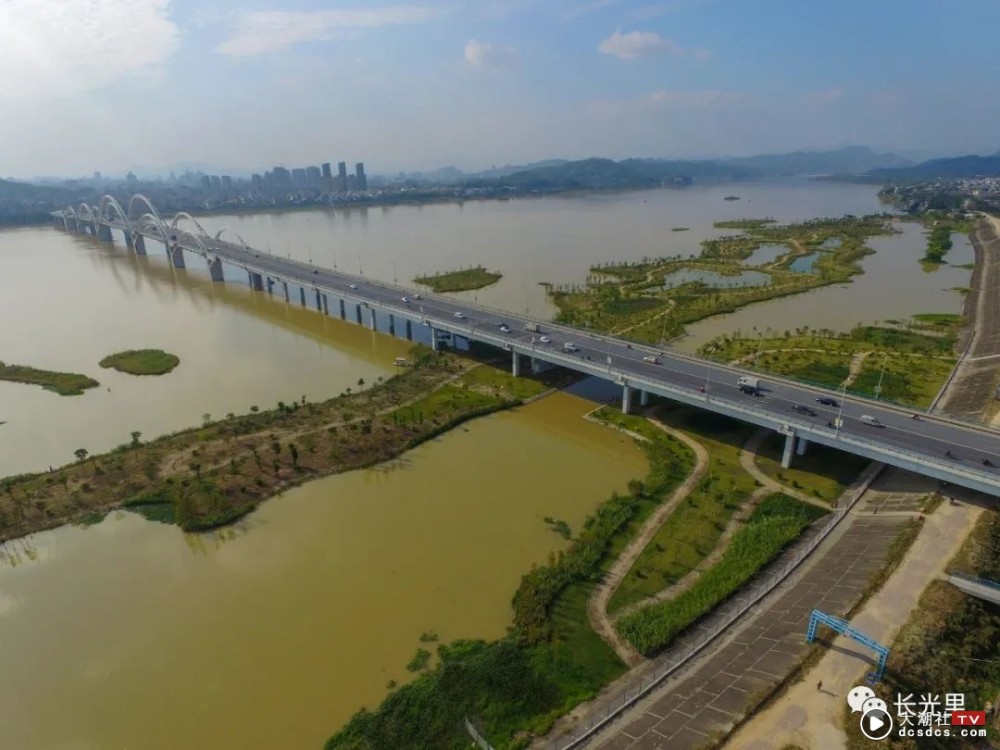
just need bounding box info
[737,375,761,394]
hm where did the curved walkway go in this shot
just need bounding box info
[586,420,709,666]
[739,428,830,509]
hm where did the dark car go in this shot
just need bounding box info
[816,396,839,407]
[791,404,817,417]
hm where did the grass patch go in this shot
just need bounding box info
[755,433,869,503]
[618,494,824,656]
[460,364,549,401]
[0,361,99,396]
[750,493,829,525]
[607,406,757,614]
[413,266,502,292]
[99,349,180,376]
[405,648,432,672]
[672,227,690,232]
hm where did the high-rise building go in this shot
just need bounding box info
[251,173,263,193]
[271,166,292,191]
[93,171,102,182]
[221,175,233,194]
[291,168,308,188]
[263,171,276,194]
[321,162,333,193]
[337,161,348,193]
[126,171,138,191]
[347,174,358,191]
[355,162,367,191]
[200,175,211,190]
[306,165,322,189]
[210,175,222,193]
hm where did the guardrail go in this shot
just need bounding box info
[544,461,885,750]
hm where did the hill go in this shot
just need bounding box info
[869,153,1000,181]
[721,146,911,176]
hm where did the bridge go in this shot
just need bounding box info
[947,571,1000,605]
[53,195,1000,497]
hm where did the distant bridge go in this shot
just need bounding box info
[53,196,1000,497]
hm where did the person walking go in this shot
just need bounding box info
[817,680,823,692]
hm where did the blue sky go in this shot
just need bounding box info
[2,0,998,178]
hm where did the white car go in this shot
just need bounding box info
[499,324,511,333]
[563,343,579,352]
[538,335,552,344]
[401,296,409,303]
[643,355,659,364]
[349,283,358,289]
[414,293,422,300]
[454,311,465,319]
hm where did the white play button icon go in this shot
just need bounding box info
[861,708,893,741]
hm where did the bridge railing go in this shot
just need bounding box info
[74,214,1000,439]
[948,570,1000,591]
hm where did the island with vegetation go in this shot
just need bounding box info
[413,266,503,293]
[0,361,99,396]
[99,349,180,376]
[0,347,571,541]
[546,214,897,342]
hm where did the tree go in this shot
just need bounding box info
[627,479,645,498]
[250,405,259,414]
[357,377,365,391]
[289,443,299,470]
[74,448,88,463]
[202,413,212,426]
[131,431,142,448]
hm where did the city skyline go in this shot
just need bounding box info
[2,0,1000,178]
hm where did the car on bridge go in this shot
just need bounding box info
[401,296,409,303]
[791,404,818,417]
[563,342,579,352]
[816,396,839,407]
[454,311,465,319]
[538,336,552,344]
[498,324,510,333]
[643,355,659,364]
[349,283,358,289]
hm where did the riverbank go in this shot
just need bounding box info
[0,347,565,543]
[413,266,503,292]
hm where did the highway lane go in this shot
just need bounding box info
[109,224,1000,489]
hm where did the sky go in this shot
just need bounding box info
[2,0,998,179]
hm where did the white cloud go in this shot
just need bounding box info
[598,30,683,59]
[217,6,434,57]
[0,0,178,100]
[463,39,519,69]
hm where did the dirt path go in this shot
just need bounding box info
[586,419,709,666]
[739,428,831,509]
[725,498,982,750]
[840,350,871,389]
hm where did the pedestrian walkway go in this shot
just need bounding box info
[725,499,980,750]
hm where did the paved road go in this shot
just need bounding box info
[63,213,1000,495]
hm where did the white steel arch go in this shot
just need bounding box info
[127,194,171,242]
[214,227,249,249]
[96,195,129,227]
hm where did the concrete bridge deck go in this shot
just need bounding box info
[53,197,1000,497]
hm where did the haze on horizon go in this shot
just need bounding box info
[2,0,998,180]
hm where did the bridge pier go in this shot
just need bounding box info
[405,319,412,340]
[781,431,796,469]
[97,224,113,243]
[430,328,439,351]
[369,307,377,331]
[512,351,521,377]
[299,286,306,306]
[339,298,346,320]
[322,293,329,315]
[266,277,274,294]
[315,289,322,312]
[640,390,650,408]
[171,245,185,269]
[796,437,809,456]
[282,281,290,303]
[388,313,396,336]
[622,384,633,414]
[133,235,146,255]
[248,271,264,291]
[208,258,225,282]
[355,304,362,324]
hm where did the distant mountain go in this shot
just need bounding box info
[467,160,570,180]
[464,157,755,191]
[869,153,1000,181]
[720,146,912,176]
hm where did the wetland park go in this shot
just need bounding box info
[0,180,993,750]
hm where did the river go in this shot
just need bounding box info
[0,180,971,748]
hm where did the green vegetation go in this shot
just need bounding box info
[672,226,690,232]
[713,218,776,229]
[0,350,554,540]
[543,517,572,539]
[405,648,432,672]
[549,215,897,342]
[326,408,698,749]
[99,349,180,376]
[703,321,959,409]
[413,266,502,293]
[460,365,548,401]
[843,511,1000,749]
[0,361,99,396]
[919,216,972,265]
[607,407,757,614]
[755,434,870,503]
[618,493,829,656]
